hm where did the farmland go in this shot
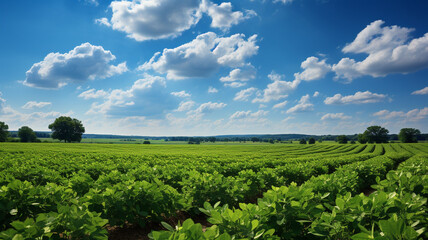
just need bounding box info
[0,142,427,239]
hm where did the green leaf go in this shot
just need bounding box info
[161,221,175,232]
[251,220,259,231]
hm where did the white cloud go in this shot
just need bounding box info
[23,43,127,89]
[230,110,268,119]
[208,86,218,93]
[171,91,191,98]
[185,102,227,120]
[224,82,247,88]
[141,32,258,80]
[324,91,388,105]
[220,64,256,82]
[313,91,320,97]
[272,100,288,109]
[252,72,299,103]
[95,18,111,27]
[85,74,176,117]
[195,102,226,113]
[294,56,331,82]
[175,100,195,112]
[412,86,428,95]
[105,0,254,41]
[286,94,314,114]
[108,0,202,41]
[0,97,72,131]
[321,113,351,121]
[21,101,52,110]
[201,0,256,30]
[333,20,428,81]
[373,107,428,121]
[234,87,257,101]
[78,89,109,100]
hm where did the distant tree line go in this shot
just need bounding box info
[0,116,85,143]
[0,120,425,144]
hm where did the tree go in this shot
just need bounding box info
[398,128,421,143]
[0,121,8,142]
[308,137,316,144]
[363,126,389,143]
[357,133,368,144]
[18,126,37,142]
[337,135,348,144]
[299,139,307,144]
[48,116,85,143]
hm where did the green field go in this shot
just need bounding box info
[0,143,427,239]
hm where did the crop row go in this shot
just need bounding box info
[0,144,422,239]
[150,153,426,239]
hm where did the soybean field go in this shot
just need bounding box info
[0,143,427,239]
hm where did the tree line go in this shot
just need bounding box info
[0,116,85,143]
[298,126,422,144]
[0,119,423,144]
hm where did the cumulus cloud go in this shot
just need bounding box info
[105,0,254,41]
[286,94,314,114]
[171,91,191,98]
[95,17,111,27]
[234,87,257,101]
[253,72,298,103]
[230,110,268,119]
[313,91,320,97]
[294,56,331,82]
[411,86,428,95]
[23,43,127,89]
[78,89,109,100]
[184,102,226,120]
[175,100,195,112]
[0,96,72,131]
[108,0,202,41]
[224,82,247,88]
[321,113,351,121]
[208,86,218,93]
[220,64,256,86]
[272,100,288,109]
[140,32,258,80]
[201,0,256,30]
[373,107,428,121]
[85,74,177,117]
[324,91,388,105]
[333,20,428,81]
[22,101,51,109]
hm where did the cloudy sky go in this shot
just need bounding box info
[0,0,427,136]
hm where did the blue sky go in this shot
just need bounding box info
[0,0,427,136]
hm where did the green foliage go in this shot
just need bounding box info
[0,143,427,239]
[398,128,421,143]
[299,138,307,144]
[308,138,316,144]
[17,126,37,142]
[48,116,85,143]
[337,135,348,144]
[0,121,9,142]
[357,133,368,144]
[363,125,389,143]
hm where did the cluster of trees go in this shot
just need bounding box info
[350,126,420,144]
[0,116,85,143]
